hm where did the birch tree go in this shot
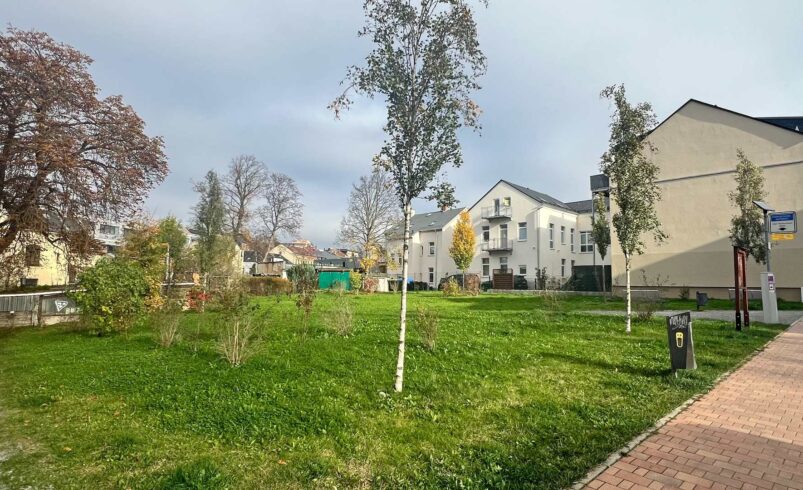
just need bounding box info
[728,149,767,264]
[599,84,666,334]
[338,168,400,254]
[591,193,610,292]
[331,0,487,392]
[449,210,475,288]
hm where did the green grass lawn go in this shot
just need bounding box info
[0,293,785,489]
[546,294,803,312]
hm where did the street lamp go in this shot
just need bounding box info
[752,200,773,272]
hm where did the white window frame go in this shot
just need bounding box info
[560,225,566,245]
[518,265,527,275]
[549,223,554,249]
[499,256,508,271]
[580,231,594,253]
[561,258,566,278]
[570,228,575,253]
[482,258,490,277]
[428,242,435,256]
[482,225,490,242]
[518,222,527,241]
[428,267,434,284]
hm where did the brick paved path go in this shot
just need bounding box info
[584,319,803,490]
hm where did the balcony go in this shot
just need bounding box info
[481,205,512,220]
[481,239,513,253]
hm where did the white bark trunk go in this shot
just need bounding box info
[625,257,631,334]
[394,202,413,392]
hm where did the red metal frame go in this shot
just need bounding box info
[733,247,750,330]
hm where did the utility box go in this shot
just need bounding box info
[667,312,696,372]
[760,272,779,324]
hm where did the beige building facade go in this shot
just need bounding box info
[609,100,803,301]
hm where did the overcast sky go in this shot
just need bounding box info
[4,1,803,247]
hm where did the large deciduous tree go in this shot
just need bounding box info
[449,210,475,288]
[256,172,303,251]
[222,154,267,242]
[591,193,610,293]
[728,149,767,264]
[331,0,487,392]
[599,84,666,334]
[157,215,190,277]
[338,168,400,255]
[192,171,226,275]
[0,27,167,258]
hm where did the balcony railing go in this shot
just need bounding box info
[481,205,512,219]
[481,238,513,252]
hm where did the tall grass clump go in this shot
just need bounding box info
[330,285,354,336]
[416,306,439,351]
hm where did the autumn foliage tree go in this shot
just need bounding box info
[331,0,487,392]
[0,27,167,260]
[449,210,475,288]
[729,149,767,264]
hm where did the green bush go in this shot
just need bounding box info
[70,258,150,334]
[287,264,317,291]
[442,277,460,296]
[243,276,292,296]
[514,275,529,290]
[349,271,363,292]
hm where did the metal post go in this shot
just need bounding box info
[764,211,771,273]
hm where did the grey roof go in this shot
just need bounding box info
[501,180,573,211]
[564,199,593,214]
[757,117,803,133]
[411,208,464,233]
[387,207,464,238]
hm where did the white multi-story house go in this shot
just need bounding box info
[469,180,610,288]
[386,207,466,287]
[386,180,610,289]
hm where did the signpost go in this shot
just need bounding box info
[667,312,696,374]
[769,211,797,234]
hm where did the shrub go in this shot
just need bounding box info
[514,275,529,290]
[152,301,182,348]
[362,276,378,293]
[288,264,317,336]
[217,313,260,367]
[412,281,430,291]
[416,306,439,351]
[330,285,353,335]
[349,271,363,292]
[185,287,209,312]
[679,285,690,301]
[244,276,292,296]
[634,298,661,322]
[442,277,460,297]
[480,280,493,291]
[70,258,150,334]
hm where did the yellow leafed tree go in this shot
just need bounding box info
[449,211,476,289]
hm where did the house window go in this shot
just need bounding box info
[429,242,435,255]
[502,196,511,207]
[428,267,434,284]
[482,258,490,277]
[580,231,594,253]
[99,224,118,235]
[499,256,508,271]
[570,228,575,253]
[549,223,554,249]
[482,226,490,242]
[24,245,41,267]
[499,224,508,244]
[571,260,575,275]
[519,265,527,275]
[561,259,566,278]
[518,222,527,240]
[561,226,566,245]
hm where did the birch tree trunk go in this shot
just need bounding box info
[625,256,632,334]
[394,201,413,392]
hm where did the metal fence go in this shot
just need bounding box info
[0,291,78,328]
